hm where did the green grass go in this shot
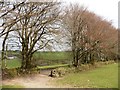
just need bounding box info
[34,51,72,66]
[56,63,118,88]
[37,64,69,69]
[1,51,72,69]
[34,51,72,61]
[2,59,21,69]
[2,59,69,69]
[1,85,24,88]
[6,59,21,69]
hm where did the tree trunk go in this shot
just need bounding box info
[1,32,9,68]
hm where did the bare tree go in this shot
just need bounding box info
[62,4,88,67]
[62,4,117,67]
[84,11,118,62]
[0,1,61,73]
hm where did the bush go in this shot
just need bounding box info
[56,67,67,76]
[2,68,18,80]
[49,66,74,77]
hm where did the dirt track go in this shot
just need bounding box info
[2,74,56,88]
[2,73,72,88]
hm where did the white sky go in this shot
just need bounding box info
[62,0,119,28]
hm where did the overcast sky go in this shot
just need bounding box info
[0,0,119,50]
[63,0,119,28]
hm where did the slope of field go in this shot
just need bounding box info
[34,51,72,61]
[54,63,118,88]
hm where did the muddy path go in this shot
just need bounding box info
[2,74,56,88]
[2,69,71,88]
[2,67,73,88]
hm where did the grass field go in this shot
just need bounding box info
[1,85,24,88]
[55,63,118,88]
[34,51,72,61]
[1,51,72,69]
[2,57,70,70]
[1,59,21,69]
[34,51,72,66]
[1,51,118,88]
[37,64,69,69]
[6,59,21,69]
[5,51,73,61]
[2,59,69,69]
